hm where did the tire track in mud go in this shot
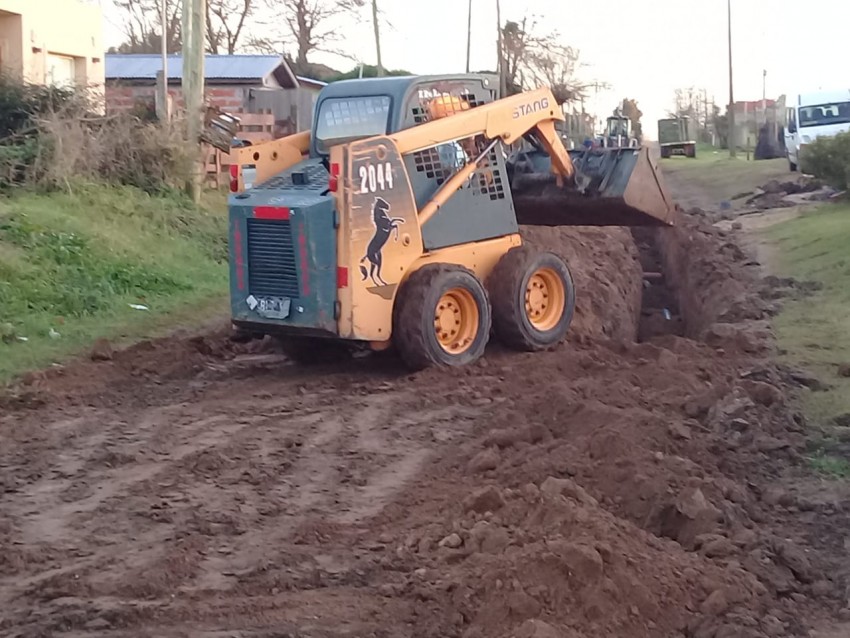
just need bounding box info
[0,365,485,635]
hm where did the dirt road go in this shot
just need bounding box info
[1,167,848,637]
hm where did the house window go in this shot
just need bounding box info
[47,53,76,86]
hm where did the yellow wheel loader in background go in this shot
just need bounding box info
[222,74,675,370]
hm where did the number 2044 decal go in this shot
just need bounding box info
[359,162,394,193]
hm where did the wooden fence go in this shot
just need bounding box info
[205,109,275,188]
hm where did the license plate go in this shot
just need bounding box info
[255,296,290,319]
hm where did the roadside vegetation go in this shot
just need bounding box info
[766,203,850,420]
[661,151,788,201]
[800,130,850,190]
[0,76,228,381]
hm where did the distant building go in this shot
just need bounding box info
[0,0,104,89]
[729,95,787,150]
[105,54,326,133]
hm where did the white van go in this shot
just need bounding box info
[785,89,850,172]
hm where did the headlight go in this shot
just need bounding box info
[801,135,812,144]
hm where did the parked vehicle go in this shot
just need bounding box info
[784,89,850,172]
[658,116,696,158]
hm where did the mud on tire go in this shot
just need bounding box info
[393,264,491,370]
[488,245,576,351]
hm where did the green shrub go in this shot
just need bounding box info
[802,131,850,190]
[0,75,191,193]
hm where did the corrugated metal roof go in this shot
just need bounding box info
[105,54,293,83]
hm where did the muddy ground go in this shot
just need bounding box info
[2,169,849,637]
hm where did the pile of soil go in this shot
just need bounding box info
[522,226,643,343]
[744,178,836,211]
[0,211,846,637]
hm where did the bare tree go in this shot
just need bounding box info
[260,0,365,70]
[206,0,261,54]
[111,0,182,53]
[499,17,590,106]
[500,19,531,94]
[113,0,259,55]
[528,43,586,105]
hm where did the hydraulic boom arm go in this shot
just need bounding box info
[386,87,577,225]
[390,87,576,184]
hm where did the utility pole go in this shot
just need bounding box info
[156,0,169,122]
[182,0,206,202]
[465,0,472,73]
[727,0,736,158]
[495,0,505,97]
[372,0,384,77]
[762,68,767,126]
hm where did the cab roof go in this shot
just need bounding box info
[316,74,498,104]
[795,89,850,106]
[309,73,499,156]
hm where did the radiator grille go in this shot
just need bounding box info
[246,219,300,298]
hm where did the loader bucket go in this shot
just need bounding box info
[509,146,677,227]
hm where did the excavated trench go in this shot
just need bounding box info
[632,227,687,342]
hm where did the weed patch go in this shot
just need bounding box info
[766,203,850,425]
[0,185,228,379]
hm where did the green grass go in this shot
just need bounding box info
[808,452,850,478]
[765,203,850,426]
[662,150,788,201]
[664,154,788,197]
[0,184,229,381]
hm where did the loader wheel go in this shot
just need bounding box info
[488,246,575,351]
[393,264,491,370]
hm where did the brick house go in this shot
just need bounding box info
[105,54,326,133]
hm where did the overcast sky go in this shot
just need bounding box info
[100,0,850,139]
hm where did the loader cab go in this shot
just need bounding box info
[309,74,517,251]
[308,74,499,159]
[606,116,630,139]
[604,116,637,148]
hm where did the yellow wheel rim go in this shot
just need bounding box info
[434,287,479,355]
[525,267,566,331]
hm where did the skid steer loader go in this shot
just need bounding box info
[224,74,675,370]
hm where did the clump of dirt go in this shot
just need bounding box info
[744,178,834,210]
[403,483,768,638]
[521,226,643,343]
[0,322,274,409]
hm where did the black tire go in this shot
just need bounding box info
[487,246,576,352]
[660,147,671,159]
[277,335,351,365]
[789,156,798,172]
[687,144,697,158]
[393,264,491,370]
